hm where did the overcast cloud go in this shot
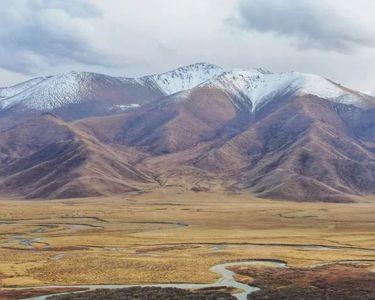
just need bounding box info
[0,0,374,92]
[0,0,119,75]
[235,0,375,52]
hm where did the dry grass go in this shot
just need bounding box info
[0,188,374,287]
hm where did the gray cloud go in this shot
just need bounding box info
[29,0,102,18]
[235,0,375,52]
[0,0,116,75]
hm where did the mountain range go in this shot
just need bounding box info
[0,63,374,202]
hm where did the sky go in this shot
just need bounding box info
[0,0,374,92]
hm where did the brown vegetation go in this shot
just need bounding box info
[231,263,375,300]
[0,287,85,300]
[47,287,236,300]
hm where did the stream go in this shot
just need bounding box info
[20,260,287,300]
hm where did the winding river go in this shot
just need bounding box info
[21,260,287,300]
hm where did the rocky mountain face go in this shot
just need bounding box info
[0,63,374,201]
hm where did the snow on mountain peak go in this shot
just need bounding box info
[0,71,126,111]
[0,71,90,110]
[138,62,225,95]
[0,63,371,114]
[0,77,49,99]
[202,70,368,112]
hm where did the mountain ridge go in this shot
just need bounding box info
[1,63,373,118]
[0,63,374,201]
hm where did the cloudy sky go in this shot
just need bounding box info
[1,0,374,92]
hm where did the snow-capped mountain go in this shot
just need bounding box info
[136,62,224,95]
[0,63,373,118]
[200,70,372,112]
[0,63,223,112]
[0,77,48,99]
[0,71,164,120]
[126,63,373,112]
[0,71,143,110]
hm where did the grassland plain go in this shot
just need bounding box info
[0,188,374,290]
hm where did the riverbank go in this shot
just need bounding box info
[4,260,287,300]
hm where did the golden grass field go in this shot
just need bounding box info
[0,188,374,288]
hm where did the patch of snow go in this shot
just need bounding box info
[162,89,194,103]
[111,104,140,111]
[294,73,362,106]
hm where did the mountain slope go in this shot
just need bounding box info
[189,95,375,201]
[0,115,156,199]
[0,77,48,99]
[110,87,247,154]
[75,85,374,202]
